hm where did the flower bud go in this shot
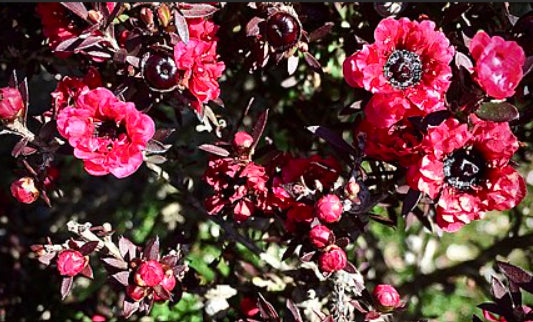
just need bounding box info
[372,284,401,312]
[157,4,171,28]
[126,284,146,302]
[309,225,333,249]
[56,250,88,276]
[240,297,259,317]
[318,245,347,272]
[232,132,254,152]
[0,87,24,121]
[91,314,106,322]
[134,260,165,287]
[315,194,343,223]
[140,7,154,27]
[160,268,176,292]
[10,177,39,204]
[87,9,103,24]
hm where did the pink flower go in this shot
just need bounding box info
[51,68,102,113]
[10,177,39,204]
[134,260,165,287]
[318,245,347,272]
[0,87,24,121]
[469,31,525,99]
[364,93,444,129]
[357,118,422,167]
[56,250,88,276]
[57,88,155,178]
[343,17,454,114]
[309,225,333,249]
[373,284,401,312]
[173,26,225,111]
[187,18,219,41]
[315,194,343,223]
[407,116,525,232]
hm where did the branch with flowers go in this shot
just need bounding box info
[1,2,533,322]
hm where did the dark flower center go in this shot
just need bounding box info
[94,119,126,140]
[443,148,486,190]
[383,50,423,89]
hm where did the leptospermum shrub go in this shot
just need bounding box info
[0,2,532,322]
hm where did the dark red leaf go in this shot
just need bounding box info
[179,4,218,18]
[251,109,269,151]
[303,52,322,73]
[307,126,357,156]
[402,189,422,216]
[60,2,89,21]
[145,139,171,154]
[286,300,303,322]
[38,253,56,266]
[80,241,99,255]
[143,237,160,261]
[145,155,167,164]
[80,264,93,279]
[11,138,29,158]
[198,144,230,157]
[343,261,358,274]
[123,300,139,319]
[497,261,533,293]
[112,271,130,286]
[102,257,128,270]
[257,293,279,320]
[60,276,73,300]
[174,10,189,44]
[309,22,334,42]
[246,17,264,37]
[475,102,519,122]
[119,236,137,260]
[300,251,316,262]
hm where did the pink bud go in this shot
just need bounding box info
[309,225,333,249]
[316,194,343,223]
[318,245,347,272]
[160,270,176,292]
[240,297,259,317]
[232,132,254,151]
[126,284,146,302]
[0,87,23,121]
[56,250,88,276]
[134,260,165,287]
[373,284,401,312]
[345,181,360,199]
[234,199,254,222]
[10,177,39,204]
[91,315,106,322]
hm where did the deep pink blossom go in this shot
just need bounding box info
[56,250,88,277]
[57,88,155,178]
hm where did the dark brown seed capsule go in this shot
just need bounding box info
[265,12,302,52]
[142,54,178,91]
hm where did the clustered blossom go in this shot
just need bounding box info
[344,17,454,123]
[349,18,527,232]
[128,259,177,302]
[174,17,225,113]
[407,116,526,232]
[469,31,526,99]
[203,132,269,222]
[57,88,155,178]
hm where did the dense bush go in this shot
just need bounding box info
[0,2,533,322]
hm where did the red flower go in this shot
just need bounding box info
[364,93,444,129]
[357,118,422,167]
[285,203,314,232]
[315,194,343,223]
[280,154,341,190]
[56,250,88,277]
[407,116,525,232]
[10,177,39,204]
[51,68,102,113]
[469,31,526,99]
[373,284,401,312]
[187,18,219,41]
[318,245,347,272]
[134,260,165,287]
[57,88,155,178]
[0,87,24,121]
[174,39,225,102]
[343,17,454,113]
[126,284,146,302]
[36,3,80,57]
[309,225,333,249]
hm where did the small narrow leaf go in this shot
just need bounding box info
[198,144,230,157]
[402,189,422,216]
[102,257,128,270]
[123,300,139,319]
[112,271,130,286]
[143,236,160,261]
[60,277,73,300]
[80,264,94,279]
[307,126,357,156]
[303,52,322,73]
[179,4,218,18]
[80,241,99,255]
[251,109,269,151]
[286,300,303,322]
[174,10,189,44]
[475,102,519,122]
